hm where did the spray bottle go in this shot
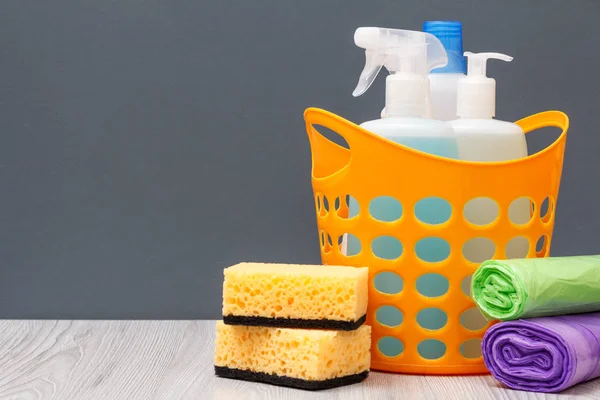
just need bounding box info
[348,27,458,246]
[351,27,457,154]
[347,28,459,358]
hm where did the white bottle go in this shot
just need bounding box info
[428,73,464,120]
[449,52,529,260]
[423,21,467,121]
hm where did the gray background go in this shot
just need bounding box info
[0,0,597,319]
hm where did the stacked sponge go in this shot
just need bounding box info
[214,262,371,390]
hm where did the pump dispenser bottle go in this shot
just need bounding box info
[423,21,466,121]
[450,52,529,261]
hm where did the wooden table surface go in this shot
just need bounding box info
[0,320,598,400]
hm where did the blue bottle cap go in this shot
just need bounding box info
[423,21,466,74]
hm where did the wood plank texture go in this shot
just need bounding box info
[0,321,598,399]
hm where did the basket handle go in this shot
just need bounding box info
[304,107,369,180]
[516,110,569,141]
[304,107,363,147]
[304,108,569,181]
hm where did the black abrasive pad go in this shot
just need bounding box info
[222,314,366,331]
[215,366,369,391]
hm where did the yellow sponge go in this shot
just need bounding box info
[222,263,368,330]
[214,321,371,390]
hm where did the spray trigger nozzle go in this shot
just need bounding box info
[353,49,385,97]
[352,27,448,98]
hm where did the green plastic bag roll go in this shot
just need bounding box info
[471,255,600,321]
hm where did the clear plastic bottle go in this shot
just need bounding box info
[348,28,459,358]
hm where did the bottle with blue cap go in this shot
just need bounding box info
[423,21,466,121]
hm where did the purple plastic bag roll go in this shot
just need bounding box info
[482,313,600,393]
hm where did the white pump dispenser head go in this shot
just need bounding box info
[352,27,448,118]
[456,52,513,119]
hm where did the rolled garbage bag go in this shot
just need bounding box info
[471,256,600,321]
[482,313,600,393]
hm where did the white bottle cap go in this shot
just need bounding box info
[457,52,513,119]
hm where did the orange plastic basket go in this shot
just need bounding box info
[304,107,568,375]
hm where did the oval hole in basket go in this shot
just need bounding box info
[335,195,359,219]
[540,196,554,224]
[509,197,533,225]
[506,236,530,259]
[463,197,499,226]
[372,236,403,260]
[378,336,404,358]
[369,196,403,222]
[417,339,446,360]
[316,194,329,218]
[463,237,496,264]
[312,124,349,149]
[322,196,330,213]
[310,125,351,179]
[376,306,404,328]
[338,233,361,257]
[526,126,562,156]
[536,234,550,257]
[415,237,451,263]
[374,272,404,295]
[461,275,472,298]
[416,308,448,331]
[460,308,488,331]
[320,231,333,254]
[416,273,449,298]
[460,338,483,359]
[415,197,452,225]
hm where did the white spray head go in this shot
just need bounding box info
[457,52,513,119]
[353,27,448,117]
